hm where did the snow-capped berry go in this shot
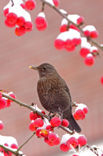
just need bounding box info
[84,54,95,66]
[74,109,85,120]
[50,117,61,127]
[15,26,26,36]
[83,25,98,38]
[11,144,18,149]
[3,8,9,16]
[48,133,58,143]
[8,92,16,99]
[90,46,98,56]
[101,76,103,85]
[25,0,36,10]
[54,39,65,49]
[33,118,44,128]
[60,24,68,32]
[80,48,90,58]
[67,137,78,149]
[68,14,84,25]
[5,13,18,27]
[29,121,36,131]
[29,112,39,120]
[0,98,6,109]
[77,16,84,25]
[16,17,25,27]
[83,107,88,114]
[60,143,70,152]
[0,121,4,130]
[65,39,76,52]
[46,125,54,131]
[35,12,47,31]
[78,135,87,147]
[53,0,59,7]
[61,119,69,127]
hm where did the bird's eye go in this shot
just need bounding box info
[42,67,46,72]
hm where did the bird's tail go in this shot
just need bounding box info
[63,111,81,133]
[68,114,81,133]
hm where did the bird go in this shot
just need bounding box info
[29,63,81,133]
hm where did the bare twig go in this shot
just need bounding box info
[11,0,14,6]
[40,0,103,51]
[17,132,35,152]
[86,144,99,156]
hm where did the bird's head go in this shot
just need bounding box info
[29,63,57,78]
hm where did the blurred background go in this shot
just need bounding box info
[0,0,103,155]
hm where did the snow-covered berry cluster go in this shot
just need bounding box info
[73,103,88,120]
[0,92,16,110]
[0,135,18,156]
[28,104,88,154]
[60,133,87,152]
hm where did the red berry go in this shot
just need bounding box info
[53,0,59,7]
[16,17,25,27]
[54,39,65,50]
[84,30,91,37]
[74,109,85,120]
[9,92,16,99]
[60,143,70,152]
[80,48,90,58]
[25,21,33,31]
[15,26,26,36]
[65,39,75,52]
[61,119,69,127]
[78,135,87,147]
[67,137,78,149]
[84,54,94,66]
[83,107,88,114]
[46,125,54,131]
[77,16,84,25]
[29,121,36,131]
[3,8,9,16]
[25,0,36,10]
[0,98,6,109]
[5,13,18,27]
[48,133,57,143]
[29,112,38,120]
[101,76,103,85]
[11,144,18,149]
[35,13,47,31]
[50,117,61,127]
[60,24,68,32]
[40,129,49,137]
[70,24,79,31]
[90,31,98,38]
[33,118,44,127]
[36,129,42,137]
[0,121,4,130]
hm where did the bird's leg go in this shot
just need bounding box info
[48,112,56,120]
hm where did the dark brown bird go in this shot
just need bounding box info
[29,63,81,133]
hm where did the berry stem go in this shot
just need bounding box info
[86,144,100,156]
[40,0,103,52]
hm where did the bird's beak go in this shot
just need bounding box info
[29,65,38,70]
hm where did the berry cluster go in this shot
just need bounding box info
[28,104,88,154]
[0,92,16,110]
[60,133,87,152]
[0,135,18,156]
[3,0,59,36]
[29,105,69,147]
[73,103,88,120]
[3,0,33,36]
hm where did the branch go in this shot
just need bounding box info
[2,93,73,135]
[0,145,23,156]
[11,0,14,6]
[86,144,101,156]
[40,0,103,52]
